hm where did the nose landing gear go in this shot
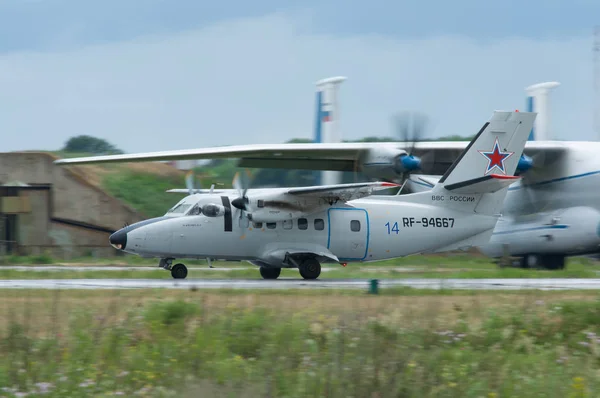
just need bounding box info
[159,258,188,279]
[171,263,188,279]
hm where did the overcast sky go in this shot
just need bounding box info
[0,0,598,153]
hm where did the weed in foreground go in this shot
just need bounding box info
[0,292,598,397]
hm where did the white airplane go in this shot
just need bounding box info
[55,111,535,279]
[55,81,594,270]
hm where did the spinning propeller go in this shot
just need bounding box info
[352,110,432,185]
[184,170,215,195]
[394,110,427,167]
[230,169,304,221]
[231,170,253,220]
[391,110,436,191]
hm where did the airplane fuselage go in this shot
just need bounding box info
[115,192,498,266]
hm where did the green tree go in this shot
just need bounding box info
[62,135,124,155]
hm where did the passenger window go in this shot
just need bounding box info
[283,220,292,230]
[257,200,265,208]
[253,222,263,229]
[266,222,276,229]
[298,218,308,230]
[314,218,324,230]
[350,220,361,232]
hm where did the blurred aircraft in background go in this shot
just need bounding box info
[54,80,600,270]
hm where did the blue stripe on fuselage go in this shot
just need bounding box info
[492,224,568,235]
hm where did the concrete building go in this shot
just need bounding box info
[0,152,145,258]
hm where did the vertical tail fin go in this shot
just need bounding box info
[430,110,536,215]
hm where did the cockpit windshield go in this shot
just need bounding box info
[167,203,192,214]
[166,196,225,218]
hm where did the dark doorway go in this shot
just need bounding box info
[0,214,17,254]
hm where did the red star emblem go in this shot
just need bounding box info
[478,137,514,175]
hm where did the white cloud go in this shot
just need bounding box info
[0,12,594,153]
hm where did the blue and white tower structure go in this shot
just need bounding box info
[313,76,347,185]
[525,81,560,141]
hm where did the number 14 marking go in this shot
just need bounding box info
[384,222,399,234]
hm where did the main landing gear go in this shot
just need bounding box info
[259,267,281,279]
[258,258,322,280]
[159,258,188,279]
[519,254,566,270]
[299,258,321,280]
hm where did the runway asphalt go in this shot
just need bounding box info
[2,278,600,290]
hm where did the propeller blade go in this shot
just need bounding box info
[232,169,253,197]
[392,110,432,183]
[232,172,243,197]
[185,170,195,195]
[231,169,255,221]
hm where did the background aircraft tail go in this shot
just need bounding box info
[525,82,560,141]
[425,110,536,215]
[313,76,347,185]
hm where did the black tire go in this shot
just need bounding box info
[171,263,188,279]
[523,254,540,269]
[543,255,566,270]
[299,259,321,280]
[259,267,281,279]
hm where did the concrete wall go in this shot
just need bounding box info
[0,152,145,257]
[0,152,143,231]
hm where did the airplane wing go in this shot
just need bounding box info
[53,142,396,169]
[54,140,571,177]
[285,181,399,202]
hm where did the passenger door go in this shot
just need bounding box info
[327,208,369,260]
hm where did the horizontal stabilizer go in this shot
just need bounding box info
[444,174,520,194]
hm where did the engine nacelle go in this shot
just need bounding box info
[360,147,420,181]
[479,206,600,257]
[201,203,226,217]
[246,209,306,223]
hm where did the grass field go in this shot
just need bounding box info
[0,289,599,397]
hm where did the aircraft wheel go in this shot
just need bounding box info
[522,254,540,269]
[543,255,566,270]
[259,267,281,279]
[171,263,188,279]
[299,259,321,280]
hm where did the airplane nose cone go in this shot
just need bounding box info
[231,197,246,210]
[109,229,127,250]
